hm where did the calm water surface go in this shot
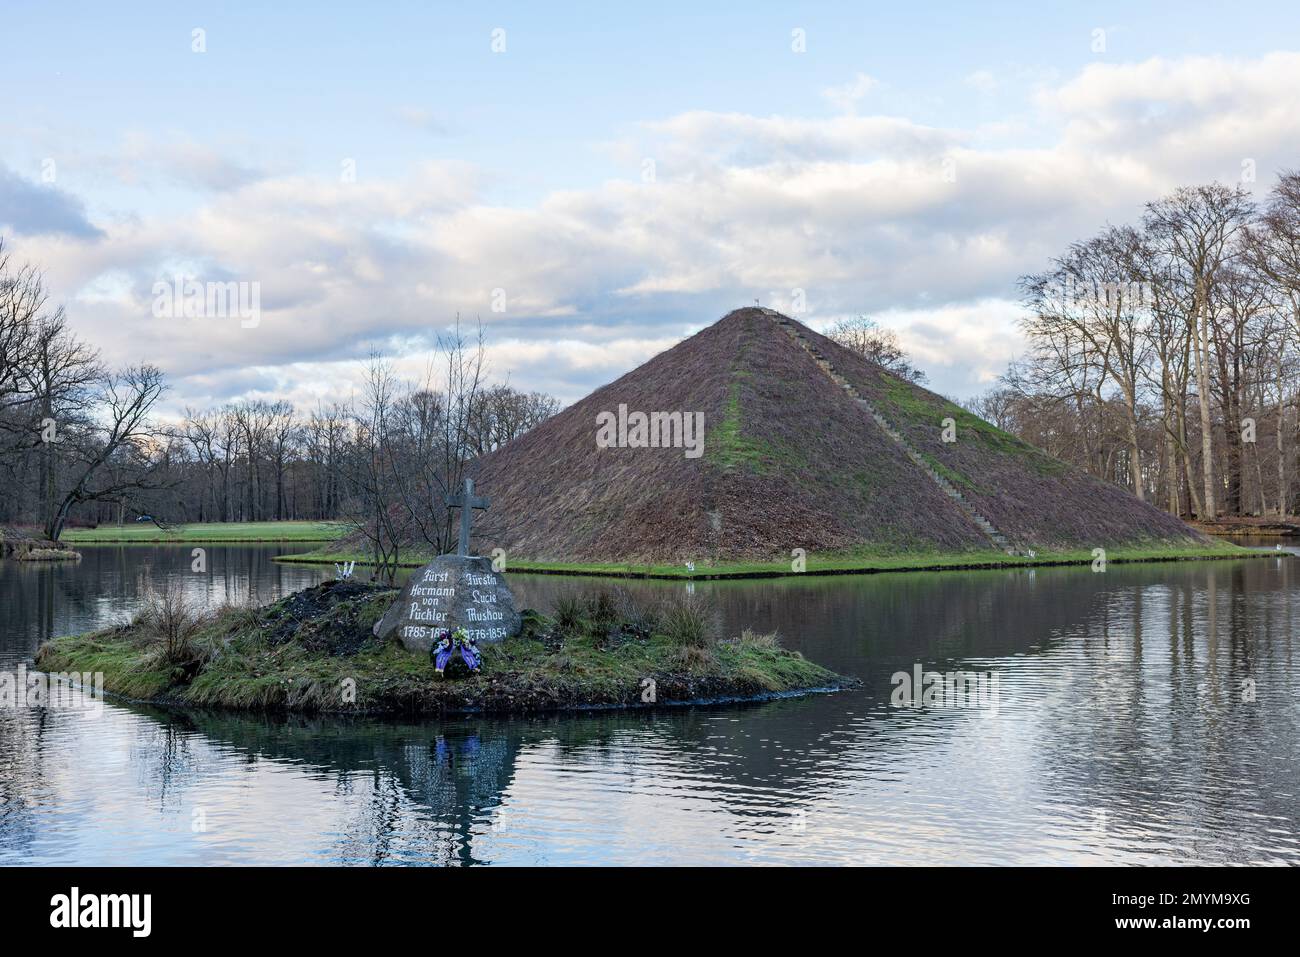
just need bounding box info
[2,544,1298,865]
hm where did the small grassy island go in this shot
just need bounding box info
[36,581,849,715]
[0,528,81,561]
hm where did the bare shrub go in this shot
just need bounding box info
[660,591,718,648]
[614,586,660,634]
[135,585,207,665]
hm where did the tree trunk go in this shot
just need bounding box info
[1124,387,1144,501]
[1193,303,1217,518]
[1280,358,1290,517]
[1224,401,1242,516]
[1178,406,1204,518]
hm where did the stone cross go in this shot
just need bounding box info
[445,477,489,557]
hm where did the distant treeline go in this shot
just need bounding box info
[970,173,1300,520]
[0,237,558,540]
[162,383,558,527]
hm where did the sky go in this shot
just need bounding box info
[4,1,1300,415]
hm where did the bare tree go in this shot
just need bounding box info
[4,241,563,534]
[1021,226,1153,499]
[1248,170,1300,336]
[997,176,1300,521]
[303,402,350,519]
[395,319,489,555]
[825,315,927,383]
[1143,183,1255,519]
[44,364,169,541]
[343,352,406,582]
[0,240,45,455]
[467,384,560,455]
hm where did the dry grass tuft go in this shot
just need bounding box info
[551,589,585,637]
[584,588,620,631]
[674,644,717,669]
[660,591,719,648]
[736,627,781,649]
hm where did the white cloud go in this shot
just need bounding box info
[821,73,879,114]
[116,136,267,191]
[8,51,1300,415]
[1040,52,1300,182]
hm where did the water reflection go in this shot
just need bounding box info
[0,543,327,667]
[1,546,1298,864]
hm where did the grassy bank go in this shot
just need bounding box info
[63,520,348,544]
[276,540,1264,580]
[1190,518,1300,538]
[36,581,848,715]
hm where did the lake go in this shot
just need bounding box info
[2,544,1298,865]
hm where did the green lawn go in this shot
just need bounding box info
[276,539,1265,580]
[63,520,348,544]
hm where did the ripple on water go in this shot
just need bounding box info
[2,550,1299,864]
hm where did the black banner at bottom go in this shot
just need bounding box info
[0,865,1281,943]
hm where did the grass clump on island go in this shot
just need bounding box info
[36,581,847,715]
[277,538,1262,580]
[62,520,348,544]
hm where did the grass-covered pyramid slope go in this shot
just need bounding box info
[823,326,1199,551]
[471,307,1205,565]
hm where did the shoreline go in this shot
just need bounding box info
[60,520,347,545]
[44,520,1282,580]
[41,674,854,717]
[1190,519,1300,538]
[274,542,1274,581]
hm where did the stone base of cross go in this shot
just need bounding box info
[445,477,490,557]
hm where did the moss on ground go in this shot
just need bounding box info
[877,373,1067,476]
[706,379,776,473]
[36,582,848,715]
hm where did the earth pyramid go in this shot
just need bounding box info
[470,307,1203,564]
